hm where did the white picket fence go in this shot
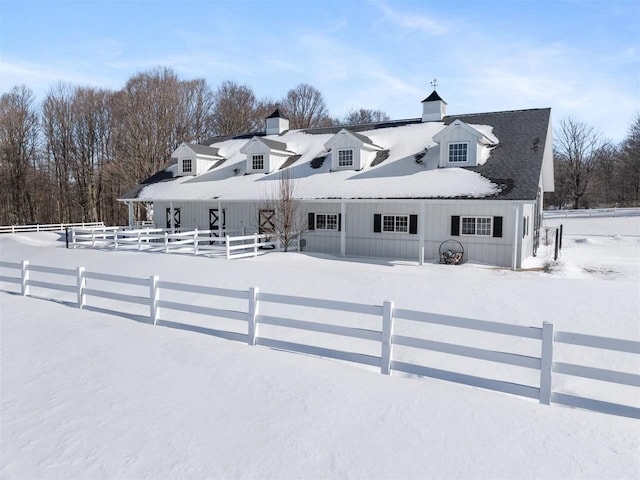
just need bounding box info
[543,207,640,219]
[0,259,638,419]
[69,226,292,260]
[0,221,104,234]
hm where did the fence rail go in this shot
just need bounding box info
[543,207,640,219]
[1,259,638,419]
[0,221,104,234]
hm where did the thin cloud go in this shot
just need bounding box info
[370,0,447,36]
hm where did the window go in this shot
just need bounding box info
[382,214,409,233]
[338,149,354,167]
[315,213,339,230]
[182,158,192,173]
[252,154,264,171]
[461,216,492,236]
[448,142,468,163]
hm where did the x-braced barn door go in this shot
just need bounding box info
[166,208,181,229]
[209,208,226,237]
[259,209,275,234]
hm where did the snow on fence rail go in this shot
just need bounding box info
[0,259,638,419]
[543,207,640,219]
[0,221,104,234]
[70,226,283,259]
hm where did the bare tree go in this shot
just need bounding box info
[619,115,640,205]
[281,83,331,129]
[343,108,390,125]
[0,85,39,224]
[554,118,606,209]
[257,169,306,252]
[211,80,258,135]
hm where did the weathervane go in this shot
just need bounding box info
[430,78,438,90]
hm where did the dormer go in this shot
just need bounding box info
[172,143,224,176]
[324,129,383,171]
[432,119,495,168]
[239,136,296,174]
[421,90,447,122]
[266,108,289,135]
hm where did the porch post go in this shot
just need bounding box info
[419,202,426,265]
[127,201,134,229]
[218,200,223,237]
[340,201,346,257]
[170,201,175,234]
[512,204,521,271]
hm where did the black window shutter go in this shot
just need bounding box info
[308,213,315,231]
[409,214,418,234]
[373,214,382,233]
[493,216,503,237]
[451,216,460,236]
[338,214,342,232]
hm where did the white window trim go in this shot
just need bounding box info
[448,142,469,163]
[337,148,354,168]
[182,158,193,173]
[382,214,409,233]
[252,154,265,171]
[461,216,492,236]
[315,213,339,231]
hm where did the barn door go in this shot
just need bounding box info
[166,207,181,229]
[209,208,226,237]
[259,209,275,234]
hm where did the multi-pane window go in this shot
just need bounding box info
[383,215,409,233]
[338,149,354,167]
[448,142,468,163]
[316,213,338,230]
[252,154,264,170]
[462,216,492,236]
[182,158,192,173]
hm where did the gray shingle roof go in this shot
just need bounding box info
[266,107,288,120]
[259,137,290,152]
[183,143,221,157]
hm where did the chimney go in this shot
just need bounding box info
[266,107,290,135]
[421,90,447,122]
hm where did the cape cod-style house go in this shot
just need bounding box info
[120,91,554,268]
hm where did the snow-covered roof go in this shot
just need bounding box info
[122,108,551,202]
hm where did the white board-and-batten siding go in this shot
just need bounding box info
[153,200,537,267]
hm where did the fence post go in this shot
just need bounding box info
[253,233,258,257]
[226,235,231,259]
[554,228,559,261]
[194,228,199,256]
[248,287,260,345]
[164,232,169,253]
[137,231,142,251]
[21,260,30,296]
[72,228,76,248]
[539,321,554,405]
[91,229,96,248]
[559,224,563,250]
[77,267,86,309]
[11,225,15,233]
[150,275,159,325]
[114,230,118,250]
[381,300,394,375]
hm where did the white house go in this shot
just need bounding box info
[120,91,554,268]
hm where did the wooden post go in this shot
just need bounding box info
[164,232,169,253]
[248,287,259,345]
[91,229,96,248]
[381,300,394,375]
[539,321,554,405]
[419,202,426,265]
[554,228,559,261]
[512,204,520,271]
[21,260,29,296]
[253,233,258,257]
[226,235,231,259]
[559,224,563,250]
[71,228,76,249]
[194,228,199,256]
[65,227,69,249]
[114,230,118,250]
[137,231,142,251]
[340,201,346,257]
[218,201,223,238]
[77,267,86,309]
[150,275,159,325]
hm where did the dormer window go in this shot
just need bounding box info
[182,158,193,173]
[338,149,354,167]
[252,154,264,171]
[448,143,468,163]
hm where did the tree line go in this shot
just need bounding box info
[1,66,638,227]
[0,67,389,226]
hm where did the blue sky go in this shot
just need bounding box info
[1,0,638,141]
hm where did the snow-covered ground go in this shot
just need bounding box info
[1,215,639,479]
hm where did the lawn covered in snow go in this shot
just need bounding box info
[0,215,638,479]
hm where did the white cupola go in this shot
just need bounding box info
[421,90,447,122]
[266,108,290,135]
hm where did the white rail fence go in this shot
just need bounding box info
[0,221,104,234]
[543,207,640,219]
[69,226,294,259]
[1,259,638,419]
